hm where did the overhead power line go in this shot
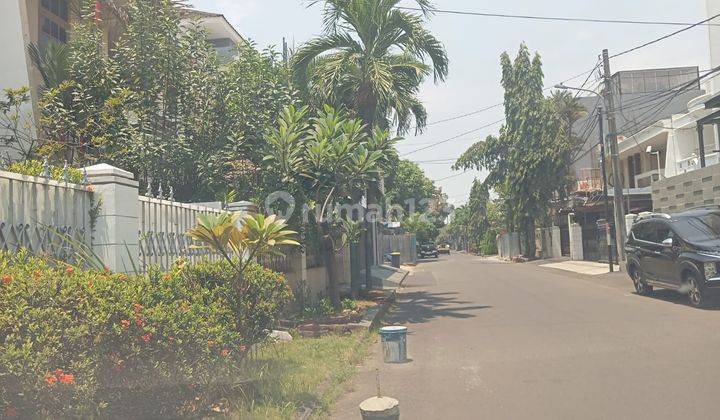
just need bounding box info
[401,119,505,157]
[434,171,469,182]
[397,6,720,27]
[610,12,720,58]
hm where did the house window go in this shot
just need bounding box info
[39,0,70,48]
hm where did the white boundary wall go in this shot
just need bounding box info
[0,169,92,261]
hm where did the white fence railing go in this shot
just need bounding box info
[138,196,225,271]
[0,170,93,262]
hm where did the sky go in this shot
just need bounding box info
[190,0,712,206]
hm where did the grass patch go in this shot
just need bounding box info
[235,331,373,419]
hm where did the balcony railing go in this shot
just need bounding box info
[635,169,661,188]
[677,152,720,173]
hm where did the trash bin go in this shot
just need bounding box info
[390,252,401,269]
[379,326,407,363]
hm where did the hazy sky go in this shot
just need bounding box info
[191,0,711,206]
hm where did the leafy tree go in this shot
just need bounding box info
[0,87,38,162]
[293,0,448,134]
[28,0,299,202]
[402,213,438,243]
[454,44,580,257]
[264,105,398,309]
[384,159,437,215]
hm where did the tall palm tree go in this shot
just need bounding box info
[293,0,448,135]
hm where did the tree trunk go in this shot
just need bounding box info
[523,217,536,259]
[319,224,341,310]
[349,242,361,298]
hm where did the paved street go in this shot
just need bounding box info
[333,253,720,419]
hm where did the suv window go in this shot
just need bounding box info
[633,222,655,242]
[633,220,671,243]
[673,213,720,242]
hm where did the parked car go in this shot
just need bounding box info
[625,207,720,307]
[438,243,451,254]
[418,243,439,259]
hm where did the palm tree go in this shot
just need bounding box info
[293,0,448,135]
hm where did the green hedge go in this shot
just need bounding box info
[6,160,85,184]
[0,251,291,418]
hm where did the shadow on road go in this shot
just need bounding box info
[636,289,720,310]
[389,290,491,324]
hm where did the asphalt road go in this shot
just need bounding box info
[332,253,720,420]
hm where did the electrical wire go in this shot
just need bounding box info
[396,6,720,27]
[609,12,720,59]
[434,171,470,182]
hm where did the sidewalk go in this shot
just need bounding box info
[538,260,621,275]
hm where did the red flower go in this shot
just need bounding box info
[54,368,64,377]
[220,348,230,357]
[120,319,131,329]
[1,274,11,285]
[239,345,247,352]
[162,274,172,281]
[44,375,57,386]
[207,340,215,348]
[86,184,96,193]
[134,317,145,328]
[133,303,143,314]
[168,336,175,343]
[66,266,75,275]
[4,406,18,418]
[58,373,74,385]
[141,332,152,343]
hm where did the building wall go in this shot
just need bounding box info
[0,1,35,161]
[708,0,720,94]
[651,164,720,213]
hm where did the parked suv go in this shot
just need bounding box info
[418,243,439,259]
[626,207,720,307]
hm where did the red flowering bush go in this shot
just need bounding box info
[0,250,291,417]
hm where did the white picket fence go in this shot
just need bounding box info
[0,170,93,262]
[138,196,224,271]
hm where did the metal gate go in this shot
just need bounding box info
[596,219,617,264]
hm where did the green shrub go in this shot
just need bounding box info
[6,160,85,184]
[301,298,335,319]
[0,251,291,418]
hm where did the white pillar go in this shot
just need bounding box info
[625,214,638,236]
[84,164,139,273]
[551,225,562,258]
[569,223,584,261]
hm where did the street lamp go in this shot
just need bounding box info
[646,146,663,181]
[555,84,615,272]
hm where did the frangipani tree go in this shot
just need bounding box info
[187,212,299,293]
[264,105,399,309]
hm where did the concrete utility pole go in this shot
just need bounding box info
[597,107,613,272]
[601,49,627,269]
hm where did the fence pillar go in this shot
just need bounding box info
[569,223,584,261]
[84,164,139,273]
[551,226,562,258]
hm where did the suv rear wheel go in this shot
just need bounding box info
[630,264,653,295]
[686,273,706,308]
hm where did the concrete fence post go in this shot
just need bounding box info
[551,226,562,258]
[84,164,139,273]
[569,223,584,261]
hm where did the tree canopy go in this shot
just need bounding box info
[453,43,584,256]
[293,0,448,134]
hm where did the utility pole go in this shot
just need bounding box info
[601,49,627,270]
[597,107,613,272]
